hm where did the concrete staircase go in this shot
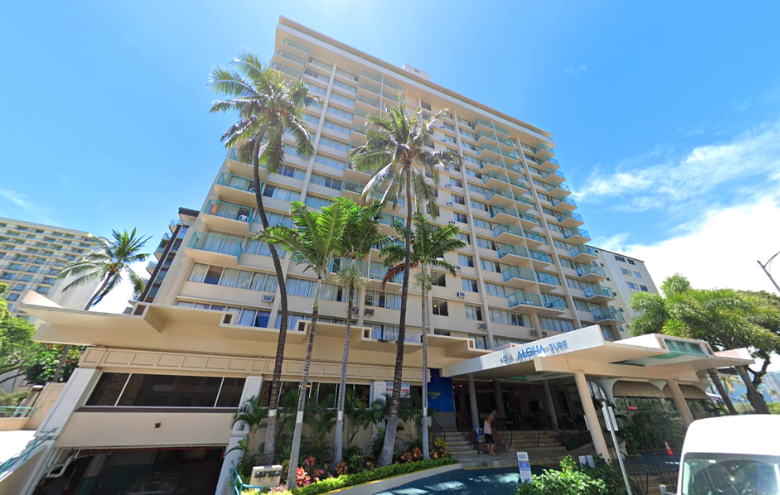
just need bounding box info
[437,429,476,456]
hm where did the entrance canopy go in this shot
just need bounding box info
[442,326,753,383]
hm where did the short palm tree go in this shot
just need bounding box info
[54,229,150,381]
[331,199,388,465]
[258,200,348,489]
[381,213,466,459]
[350,104,460,466]
[209,50,318,463]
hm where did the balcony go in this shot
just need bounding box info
[514,193,534,211]
[186,232,242,264]
[577,263,607,282]
[496,243,529,263]
[535,271,559,290]
[568,244,598,262]
[482,171,509,189]
[539,294,568,315]
[378,212,404,233]
[489,204,518,223]
[497,135,516,150]
[523,229,545,248]
[517,211,539,229]
[540,167,565,182]
[529,249,554,269]
[551,195,577,212]
[352,124,367,136]
[227,148,267,180]
[544,181,571,196]
[270,62,301,80]
[356,94,381,110]
[532,143,554,156]
[556,211,584,228]
[354,108,377,121]
[341,180,365,199]
[508,177,529,196]
[476,143,503,160]
[507,290,542,309]
[493,223,524,243]
[590,306,625,323]
[536,156,560,169]
[202,200,253,236]
[329,258,370,279]
[276,49,305,67]
[479,156,505,174]
[475,118,495,133]
[475,130,497,145]
[583,284,616,303]
[503,266,536,289]
[215,172,259,205]
[563,227,590,243]
[369,262,403,285]
[485,187,514,207]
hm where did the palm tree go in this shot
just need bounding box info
[209,50,318,463]
[53,229,150,381]
[630,274,780,415]
[350,104,460,466]
[331,200,388,465]
[258,200,348,489]
[234,395,268,449]
[380,213,465,459]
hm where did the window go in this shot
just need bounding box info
[480,259,500,272]
[449,178,463,188]
[305,195,333,209]
[323,119,351,135]
[573,299,591,312]
[461,278,479,292]
[640,285,649,292]
[364,290,402,310]
[319,136,349,152]
[264,185,301,202]
[370,324,399,341]
[490,309,530,327]
[614,255,626,262]
[539,317,575,333]
[6,293,19,301]
[634,271,642,279]
[470,335,487,349]
[86,373,245,408]
[454,212,468,223]
[431,272,446,287]
[457,233,471,244]
[329,92,355,107]
[566,278,583,290]
[309,173,343,190]
[12,283,28,291]
[434,329,451,336]
[484,282,506,297]
[276,164,306,180]
[314,154,347,171]
[431,299,448,316]
[476,237,496,250]
[451,194,465,205]
[8,263,23,270]
[458,254,474,267]
[465,305,482,321]
[421,102,431,111]
[620,268,632,275]
[470,200,488,212]
[627,259,636,265]
[442,122,454,131]
[627,282,639,290]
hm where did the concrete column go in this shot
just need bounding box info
[37,367,102,435]
[573,371,610,460]
[492,380,506,418]
[542,380,559,428]
[467,374,479,429]
[667,378,694,427]
[216,375,263,495]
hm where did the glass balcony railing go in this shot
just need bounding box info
[537,156,560,166]
[507,290,542,308]
[477,143,502,156]
[497,135,515,148]
[188,232,243,257]
[533,143,554,154]
[357,94,380,108]
[489,204,518,219]
[583,285,615,298]
[543,294,567,310]
[545,181,571,193]
[352,124,367,135]
[535,271,559,286]
[556,211,583,223]
[493,223,523,238]
[591,307,624,322]
[270,62,300,78]
[204,200,253,224]
[218,173,258,193]
[480,156,504,169]
[568,245,596,258]
[369,262,403,283]
[342,181,365,194]
[228,148,268,169]
[378,212,404,226]
[485,187,513,201]
[541,167,565,179]
[497,243,529,259]
[360,69,381,83]
[494,124,509,137]
[475,118,494,130]
[515,194,534,207]
[518,212,539,225]
[354,108,377,120]
[476,130,497,141]
[329,258,370,277]
[482,171,510,185]
[509,177,529,190]
[577,264,606,278]
[501,149,519,160]
[552,195,577,207]
[529,249,553,264]
[523,229,544,243]
[563,227,590,240]
[277,49,305,66]
[503,266,536,283]
[283,38,309,54]
[358,81,381,95]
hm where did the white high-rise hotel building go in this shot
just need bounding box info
[9,17,750,495]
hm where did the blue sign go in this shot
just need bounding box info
[500,339,569,365]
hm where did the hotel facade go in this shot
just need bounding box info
[4,17,752,495]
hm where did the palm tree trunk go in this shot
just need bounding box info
[378,166,413,467]
[52,272,112,382]
[286,277,322,490]
[707,368,737,415]
[735,365,769,414]
[420,275,430,461]
[250,133,291,465]
[333,281,355,466]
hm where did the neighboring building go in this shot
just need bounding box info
[9,18,752,495]
[589,247,660,336]
[0,217,101,315]
[139,208,199,303]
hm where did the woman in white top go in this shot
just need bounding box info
[483,414,496,456]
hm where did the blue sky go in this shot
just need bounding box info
[2,0,780,298]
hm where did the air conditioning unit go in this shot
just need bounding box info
[350,307,358,314]
[261,294,275,303]
[364,309,374,316]
[446,202,454,207]
[457,291,466,298]
[541,331,548,337]
[529,330,538,336]
[454,265,461,270]
[477,323,487,330]
[444,184,452,189]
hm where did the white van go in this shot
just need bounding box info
[664,415,780,495]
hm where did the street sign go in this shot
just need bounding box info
[517,451,532,483]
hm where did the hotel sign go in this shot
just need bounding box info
[499,338,571,365]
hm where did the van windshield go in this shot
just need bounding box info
[681,453,780,495]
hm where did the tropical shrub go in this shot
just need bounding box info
[516,456,644,495]
[620,412,684,453]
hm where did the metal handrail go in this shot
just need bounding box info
[0,432,56,480]
[230,468,264,495]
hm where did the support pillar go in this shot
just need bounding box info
[666,378,694,427]
[542,381,559,428]
[467,374,479,429]
[492,380,506,418]
[573,371,610,460]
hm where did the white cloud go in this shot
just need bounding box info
[0,189,58,225]
[565,64,587,75]
[575,119,780,213]
[607,195,780,293]
[91,262,149,314]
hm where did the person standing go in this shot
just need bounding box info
[484,414,496,456]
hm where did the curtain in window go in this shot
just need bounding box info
[220,268,239,288]
[236,270,253,290]
[238,309,257,326]
[250,272,267,291]
[188,263,208,283]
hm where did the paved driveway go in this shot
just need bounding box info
[376,466,544,495]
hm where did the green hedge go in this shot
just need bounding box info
[291,457,457,495]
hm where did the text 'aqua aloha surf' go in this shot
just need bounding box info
[500,340,569,364]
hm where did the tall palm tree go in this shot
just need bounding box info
[331,199,388,465]
[381,213,466,459]
[258,200,347,489]
[209,50,318,463]
[350,104,460,466]
[630,274,780,415]
[54,229,150,381]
